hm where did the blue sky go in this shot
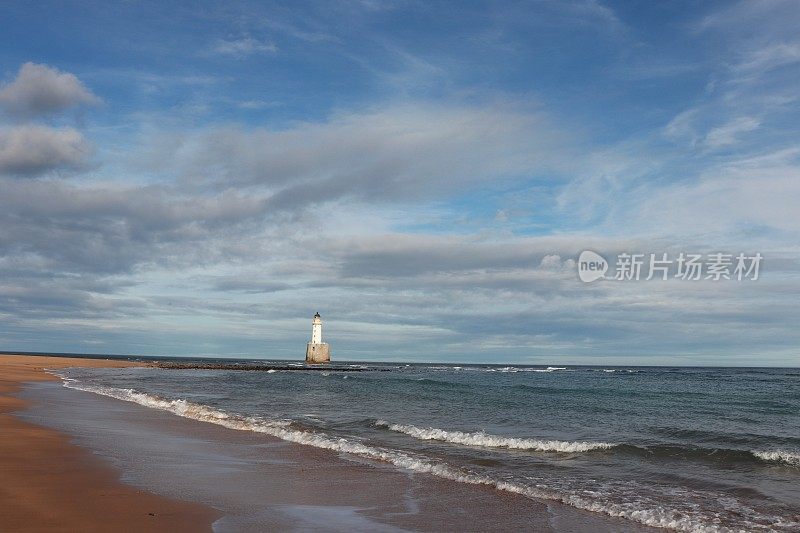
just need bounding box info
[0,1,798,365]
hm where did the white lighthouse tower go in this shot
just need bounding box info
[311,312,322,344]
[305,312,330,364]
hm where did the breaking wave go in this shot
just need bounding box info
[54,375,795,532]
[752,450,800,467]
[483,366,570,373]
[375,421,614,453]
[533,366,568,372]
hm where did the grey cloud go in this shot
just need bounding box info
[0,273,145,320]
[326,234,604,279]
[0,179,272,274]
[4,206,798,361]
[0,62,100,118]
[336,236,542,278]
[0,125,91,177]
[143,102,569,207]
[212,278,292,293]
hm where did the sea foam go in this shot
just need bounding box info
[375,421,614,453]
[531,366,568,372]
[752,450,800,467]
[484,366,569,373]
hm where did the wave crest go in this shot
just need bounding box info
[375,421,614,453]
[752,450,800,467]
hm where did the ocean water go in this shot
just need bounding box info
[53,362,800,532]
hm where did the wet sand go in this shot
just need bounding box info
[4,354,657,532]
[0,354,219,532]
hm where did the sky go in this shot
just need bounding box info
[0,0,798,365]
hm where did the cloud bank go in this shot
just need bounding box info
[0,0,797,365]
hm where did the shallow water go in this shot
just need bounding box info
[21,380,652,532]
[53,362,800,531]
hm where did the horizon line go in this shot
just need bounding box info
[2,350,798,369]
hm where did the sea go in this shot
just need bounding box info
[49,361,800,532]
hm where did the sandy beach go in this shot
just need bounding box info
[7,353,793,532]
[0,354,219,532]
[2,353,660,532]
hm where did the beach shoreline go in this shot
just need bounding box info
[3,353,662,532]
[5,353,796,531]
[0,354,219,532]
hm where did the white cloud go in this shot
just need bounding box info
[735,42,800,73]
[237,99,277,109]
[703,116,760,148]
[663,108,700,144]
[603,145,800,240]
[539,254,576,272]
[211,37,278,58]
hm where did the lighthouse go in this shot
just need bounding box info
[305,312,330,364]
